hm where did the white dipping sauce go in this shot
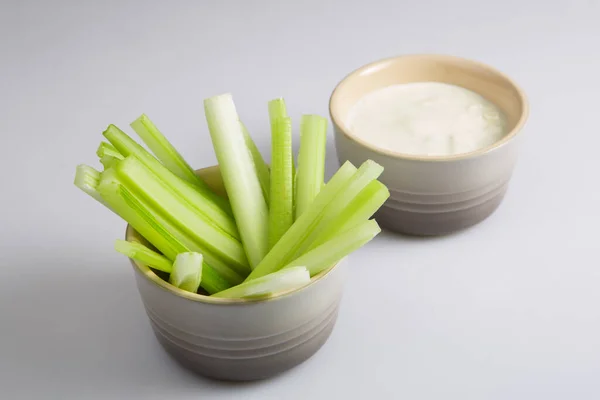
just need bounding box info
[346,82,508,156]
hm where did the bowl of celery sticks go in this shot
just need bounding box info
[74,93,389,381]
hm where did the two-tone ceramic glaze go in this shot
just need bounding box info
[329,54,529,236]
[126,167,347,381]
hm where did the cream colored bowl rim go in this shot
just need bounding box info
[125,225,342,306]
[329,54,530,162]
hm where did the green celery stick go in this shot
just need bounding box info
[96,141,123,158]
[97,170,236,292]
[268,98,288,130]
[309,180,389,249]
[74,164,105,205]
[204,93,269,269]
[99,154,122,170]
[169,252,203,293]
[268,98,295,181]
[212,267,310,299]
[293,160,383,255]
[96,141,119,154]
[97,142,124,169]
[130,114,203,188]
[200,263,234,294]
[117,180,244,285]
[245,161,357,281]
[283,219,381,276]
[114,156,250,276]
[103,125,239,239]
[246,160,383,280]
[241,122,270,206]
[114,239,172,273]
[268,116,294,248]
[295,115,327,219]
[98,168,185,260]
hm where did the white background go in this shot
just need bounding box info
[2,0,599,399]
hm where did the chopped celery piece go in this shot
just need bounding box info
[96,141,124,164]
[74,164,105,205]
[309,180,389,249]
[285,160,383,261]
[200,264,235,294]
[284,219,381,276]
[245,161,357,281]
[212,267,310,299]
[96,141,120,156]
[268,116,293,248]
[99,154,122,169]
[115,156,250,276]
[268,98,295,179]
[268,98,288,124]
[98,168,185,260]
[241,122,270,206]
[97,142,124,170]
[103,124,239,239]
[169,252,203,293]
[119,182,244,285]
[96,142,122,157]
[114,239,172,273]
[97,170,235,293]
[295,115,327,219]
[130,114,202,188]
[204,93,269,269]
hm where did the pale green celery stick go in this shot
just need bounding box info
[130,114,203,187]
[200,264,235,294]
[98,168,184,260]
[74,164,103,203]
[115,156,250,276]
[96,141,123,159]
[308,180,389,249]
[268,116,293,249]
[212,267,310,299]
[241,122,270,205]
[169,252,203,293]
[267,98,295,178]
[103,124,239,239]
[268,98,288,129]
[245,161,357,281]
[99,154,122,169]
[114,239,172,273]
[283,220,381,276]
[295,115,327,219]
[115,175,243,285]
[247,160,384,280]
[287,160,383,260]
[204,94,269,269]
[97,141,124,170]
[97,169,235,292]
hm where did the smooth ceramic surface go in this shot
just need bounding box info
[126,167,347,381]
[329,54,529,236]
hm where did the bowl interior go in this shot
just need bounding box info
[329,54,528,157]
[125,166,341,305]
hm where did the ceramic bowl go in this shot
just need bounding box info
[125,166,347,381]
[329,54,529,236]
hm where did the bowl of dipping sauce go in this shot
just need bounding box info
[126,166,348,381]
[329,54,529,236]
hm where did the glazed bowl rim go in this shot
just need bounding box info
[328,53,530,162]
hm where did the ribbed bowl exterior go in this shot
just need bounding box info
[333,129,520,236]
[329,54,528,236]
[131,258,348,381]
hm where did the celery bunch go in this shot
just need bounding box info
[74,94,388,299]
